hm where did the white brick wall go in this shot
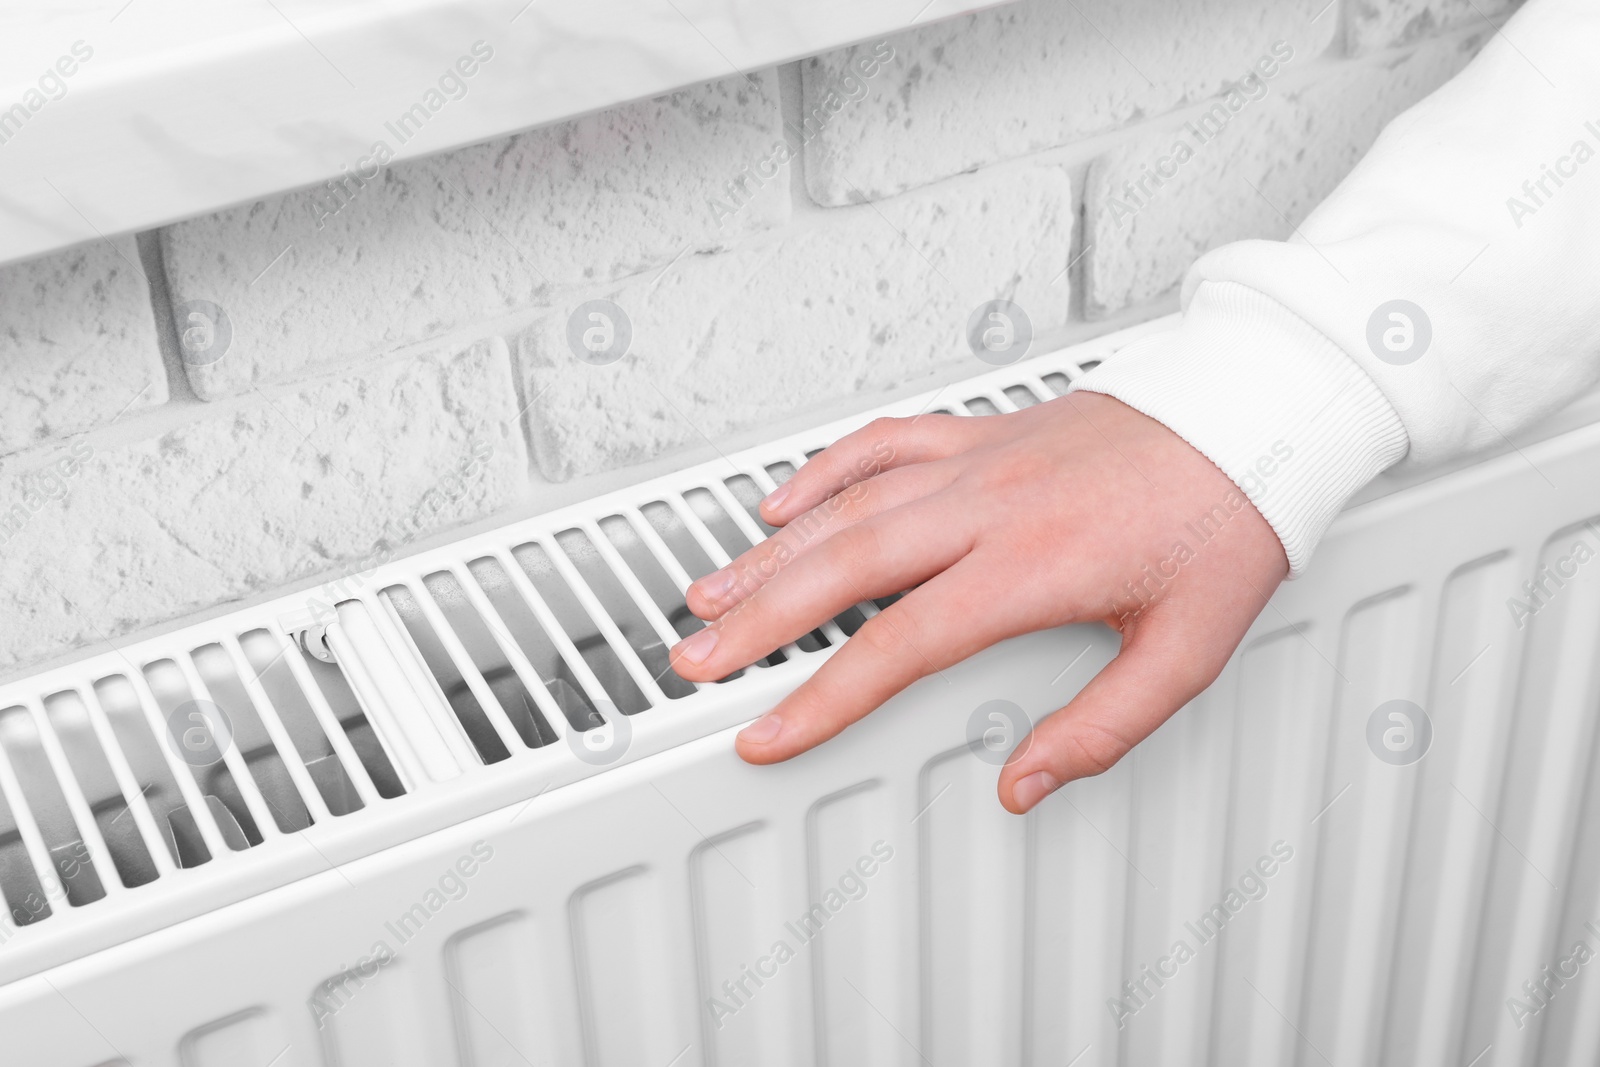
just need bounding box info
[0,237,165,456]
[802,0,1337,204]
[0,0,1503,674]
[516,165,1073,480]
[160,73,787,400]
[0,341,524,672]
[1347,0,1520,52]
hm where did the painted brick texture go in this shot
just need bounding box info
[0,342,524,672]
[161,72,786,401]
[515,166,1074,480]
[1347,0,1521,52]
[0,2,1507,673]
[0,237,165,457]
[802,0,1338,205]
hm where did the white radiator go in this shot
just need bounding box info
[1,318,1598,1067]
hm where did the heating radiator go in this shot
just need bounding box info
[2,317,1598,1067]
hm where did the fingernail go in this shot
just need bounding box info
[695,568,736,601]
[674,627,719,665]
[738,714,783,744]
[1013,771,1060,811]
[763,483,791,511]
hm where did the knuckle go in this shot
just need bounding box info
[859,419,905,467]
[831,522,884,576]
[1182,663,1224,700]
[853,613,911,659]
[865,416,903,441]
[1167,646,1225,701]
[1062,720,1132,779]
[987,442,1053,491]
[791,449,840,489]
[831,479,879,524]
[741,547,785,588]
[722,584,776,636]
[783,504,833,548]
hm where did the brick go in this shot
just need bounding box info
[0,340,526,673]
[0,237,166,457]
[161,72,787,401]
[1083,35,1481,317]
[514,165,1073,481]
[802,0,1336,205]
[1348,0,1519,53]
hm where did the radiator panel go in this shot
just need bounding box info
[2,331,1599,1066]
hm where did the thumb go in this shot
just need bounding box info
[996,611,1231,814]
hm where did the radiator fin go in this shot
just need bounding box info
[317,958,427,1067]
[689,822,794,1067]
[1210,624,1332,1067]
[571,866,693,1066]
[1026,726,1134,1066]
[806,781,905,1067]
[921,747,1028,1065]
[1468,520,1600,1065]
[446,912,579,1066]
[1386,552,1518,1067]
[1300,588,1428,1065]
[178,1010,289,1067]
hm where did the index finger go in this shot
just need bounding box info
[733,562,1007,763]
[761,413,987,525]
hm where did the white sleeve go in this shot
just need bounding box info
[1071,0,1600,576]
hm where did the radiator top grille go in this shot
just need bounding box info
[0,324,1146,980]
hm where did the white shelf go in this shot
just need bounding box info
[0,0,999,268]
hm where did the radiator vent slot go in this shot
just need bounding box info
[0,340,1117,958]
[1040,371,1073,396]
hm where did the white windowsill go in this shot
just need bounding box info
[0,0,999,268]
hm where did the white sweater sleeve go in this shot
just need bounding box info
[1071,0,1600,576]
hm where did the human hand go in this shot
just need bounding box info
[668,392,1288,813]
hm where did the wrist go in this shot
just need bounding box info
[1069,281,1408,576]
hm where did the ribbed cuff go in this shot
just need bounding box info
[1069,281,1408,577]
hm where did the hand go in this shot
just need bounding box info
[668,392,1288,813]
